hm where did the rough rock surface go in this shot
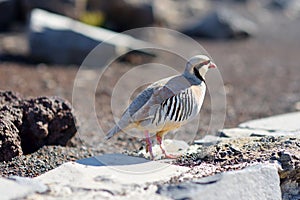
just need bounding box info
[0,91,22,106]
[278,151,300,200]
[0,117,22,162]
[175,136,299,172]
[173,136,300,200]
[0,91,24,134]
[0,91,77,160]
[0,105,23,129]
[0,91,23,161]
[21,96,77,154]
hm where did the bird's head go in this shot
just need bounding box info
[185,55,217,81]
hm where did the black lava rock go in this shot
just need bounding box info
[0,117,23,161]
[0,90,78,160]
[21,96,77,154]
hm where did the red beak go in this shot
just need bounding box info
[209,62,217,69]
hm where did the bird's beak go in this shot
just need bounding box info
[209,62,217,69]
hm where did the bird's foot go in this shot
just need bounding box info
[145,131,154,160]
[156,135,179,159]
[145,143,154,160]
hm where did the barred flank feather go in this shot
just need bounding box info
[151,88,197,126]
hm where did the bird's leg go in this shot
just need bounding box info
[156,134,179,159]
[144,130,154,160]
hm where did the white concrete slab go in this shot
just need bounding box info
[35,154,189,195]
[218,127,300,138]
[0,178,34,200]
[239,112,300,132]
[158,164,281,200]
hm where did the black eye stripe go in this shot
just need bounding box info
[193,67,205,83]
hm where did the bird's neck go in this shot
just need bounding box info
[193,67,206,83]
[183,70,205,85]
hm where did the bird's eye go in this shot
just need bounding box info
[204,60,211,65]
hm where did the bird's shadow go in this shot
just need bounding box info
[76,153,150,166]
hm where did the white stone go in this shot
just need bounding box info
[218,127,300,138]
[9,176,48,193]
[158,164,282,200]
[218,128,268,138]
[35,154,189,199]
[0,178,33,200]
[239,112,300,132]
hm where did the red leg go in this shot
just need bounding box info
[156,134,178,159]
[144,130,154,159]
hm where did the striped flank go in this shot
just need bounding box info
[152,88,195,125]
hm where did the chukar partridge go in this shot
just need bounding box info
[106,55,216,159]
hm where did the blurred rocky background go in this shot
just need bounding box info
[0,0,300,199]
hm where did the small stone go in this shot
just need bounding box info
[219,151,226,158]
[278,151,294,170]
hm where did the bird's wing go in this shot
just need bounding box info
[107,75,203,138]
[111,78,171,132]
[128,75,192,123]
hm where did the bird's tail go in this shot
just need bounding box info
[105,125,122,140]
[105,111,132,140]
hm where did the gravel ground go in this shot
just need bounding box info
[175,136,300,168]
[0,145,104,178]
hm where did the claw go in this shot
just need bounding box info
[156,135,179,159]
